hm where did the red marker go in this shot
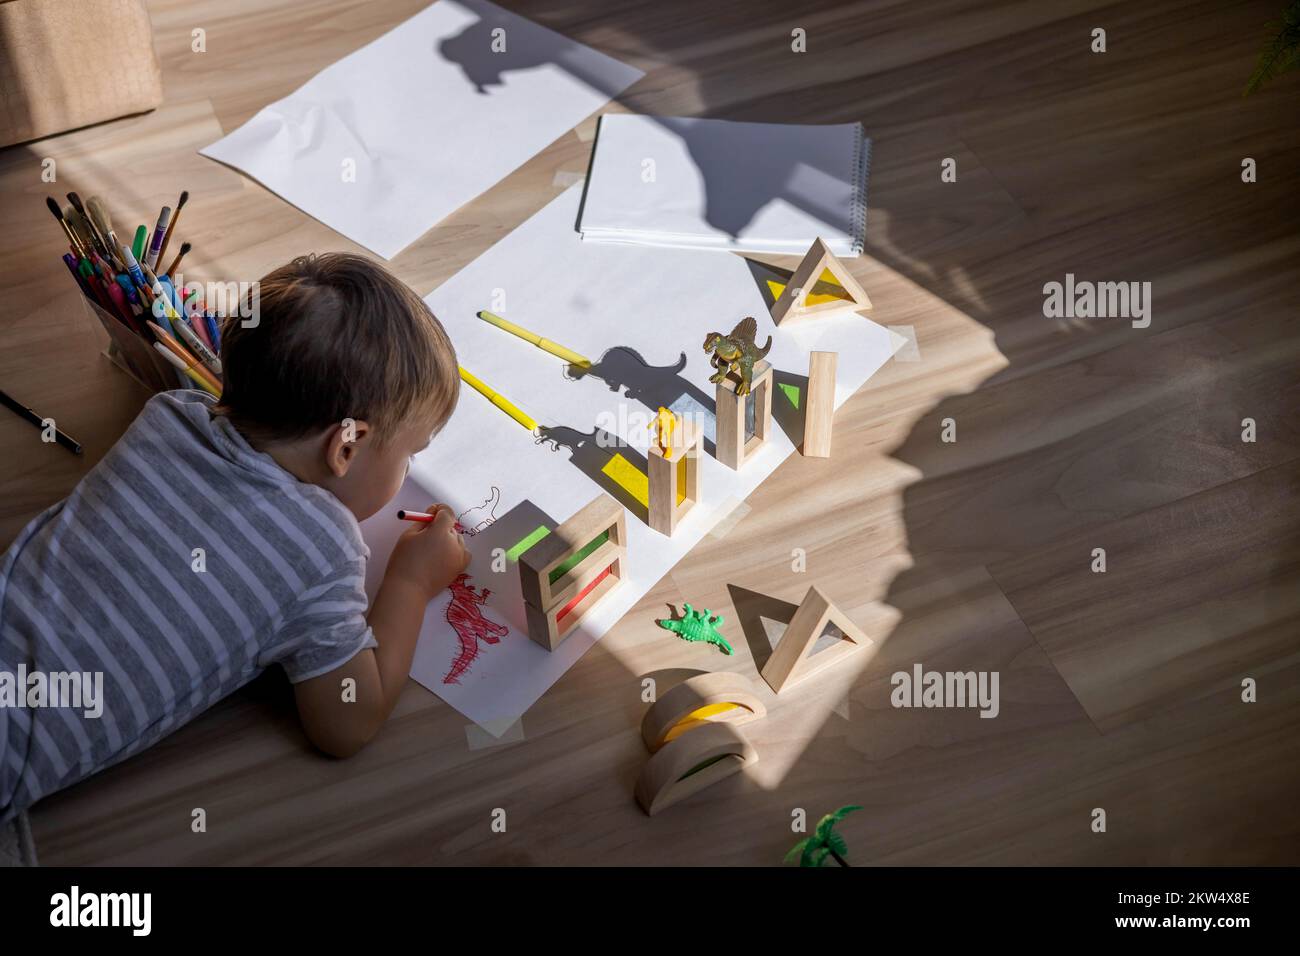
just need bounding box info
[397,509,466,534]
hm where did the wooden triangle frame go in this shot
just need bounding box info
[769,237,873,326]
[760,585,871,694]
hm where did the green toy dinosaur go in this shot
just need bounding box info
[657,603,732,655]
[704,316,772,397]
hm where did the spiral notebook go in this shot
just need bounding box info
[577,115,870,256]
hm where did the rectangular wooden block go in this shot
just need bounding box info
[803,351,837,458]
[715,360,772,470]
[648,420,701,536]
[524,551,625,650]
[519,493,626,610]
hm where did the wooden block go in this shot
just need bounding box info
[770,237,872,326]
[715,360,773,470]
[648,419,701,536]
[760,585,871,694]
[524,551,624,651]
[641,671,767,753]
[802,351,837,458]
[634,722,758,816]
[519,494,626,610]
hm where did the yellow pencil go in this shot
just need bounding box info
[153,343,220,397]
[477,311,592,368]
[458,365,538,432]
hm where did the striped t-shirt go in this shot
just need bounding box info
[0,390,377,820]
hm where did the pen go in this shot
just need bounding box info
[0,389,83,455]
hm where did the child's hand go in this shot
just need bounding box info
[384,503,469,600]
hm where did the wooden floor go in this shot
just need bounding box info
[2,0,1297,864]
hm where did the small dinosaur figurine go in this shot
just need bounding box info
[649,406,677,459]
[657,603,733,655]
[704,316,772,397]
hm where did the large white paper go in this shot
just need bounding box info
[360,185,903,730]
[578,115,871,256]
[200,0,643,258]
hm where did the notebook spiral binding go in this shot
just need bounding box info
[849,123,871,256]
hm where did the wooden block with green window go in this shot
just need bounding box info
[518,493,627,650]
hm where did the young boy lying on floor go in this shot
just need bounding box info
[0,253,467,821]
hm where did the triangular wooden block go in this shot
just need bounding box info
[769,237,873,326]
[760,585,871,694]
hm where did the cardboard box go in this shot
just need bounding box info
[0,0,162,147]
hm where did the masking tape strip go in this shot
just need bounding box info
[707,497,751,540]
[552,169,586,188]
[886,325,921,362]
[465,717,526,749]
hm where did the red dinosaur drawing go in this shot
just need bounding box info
[443,573,508,684]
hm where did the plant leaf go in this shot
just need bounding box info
[1245,3,1300,95]
[784,839,811,865]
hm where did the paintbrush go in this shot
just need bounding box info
[66,192,108,257]
[86,197,125,270]
[163,241,191,279]
[156,189,187,265]
[65,206,98,257]
[45,197,87,258]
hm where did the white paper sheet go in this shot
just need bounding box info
[360,185,903,731]
[577,115,871,256]
[200,0,643,258]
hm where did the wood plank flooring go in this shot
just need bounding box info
[0,0,1296,864]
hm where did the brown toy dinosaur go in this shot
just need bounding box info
[704,316,772,396]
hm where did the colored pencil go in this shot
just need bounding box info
[152,343,220,397]
[147,320,222,394]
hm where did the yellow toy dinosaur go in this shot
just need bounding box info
[650,407,677,459]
